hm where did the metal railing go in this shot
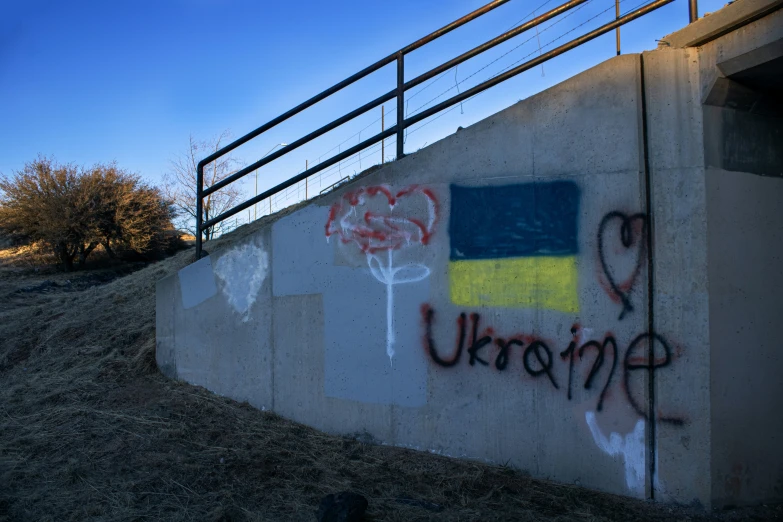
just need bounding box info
[195,0,689,258]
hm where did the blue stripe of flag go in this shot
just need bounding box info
[449,181,580,261]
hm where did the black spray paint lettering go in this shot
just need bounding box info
[598,211,647,321]
[494,338,523,371]
[422,308,683,424]
[623,332,684,426]
[524,341,559,389]
[423,306,465,367]
[425,308,550,382]
[467,313,492,367]
[424,309,496,368]
[559,327,580,401]
[559,329,619,412]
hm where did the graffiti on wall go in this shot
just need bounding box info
[421,306,684,425]
[213,242,269,322]
[597,212,647,320]
[326,185,438,362]
[315,178,685,494]
[449,182,581,313]
[585,411,647,496]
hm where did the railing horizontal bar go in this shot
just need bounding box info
[201,126,398,230]
[405,0,675,128]
[401,0,511,55]
[320,176,351,195]
[406,0,588,90]
[197,55,397,170]
[203,88,397,197]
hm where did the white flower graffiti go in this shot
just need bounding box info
[325,185,438,363]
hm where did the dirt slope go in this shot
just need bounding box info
[0,225,779,521]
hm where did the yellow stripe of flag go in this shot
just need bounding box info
[449,256,579,313]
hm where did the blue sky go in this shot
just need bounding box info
[1,0,726,216]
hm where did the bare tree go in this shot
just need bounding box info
[164,131,244,241]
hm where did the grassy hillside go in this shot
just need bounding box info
[0,224,778,521]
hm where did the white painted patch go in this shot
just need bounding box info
[585,411,646,496]
[213,243,269,322]
[273,206,429,407]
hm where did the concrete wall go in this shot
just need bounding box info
[707,167,783,506]
[697,5,783,507]
[644,45,712,504]
[156,5,783,508]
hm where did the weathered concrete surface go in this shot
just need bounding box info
[157,231,274,411]
[695,7,783,103]
[701,15,783,178]
[643,46,712,504]
[696,7,783,507]
[156,3,783,509]
[661,0,783,48]
[707,168,783,507]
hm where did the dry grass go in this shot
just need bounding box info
[0,241,55,269]
[0,218,780,521]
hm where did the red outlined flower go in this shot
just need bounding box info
[324,184,439,362]
[325,185,438,255]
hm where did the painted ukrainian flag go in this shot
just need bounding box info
[449,181,580,314]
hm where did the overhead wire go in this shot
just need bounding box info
[257,0,656,217]
[404,0,557,106]
[300,0,567,171]
[406,0,597,118]
[404,0,646,138]
[274,0,617,212]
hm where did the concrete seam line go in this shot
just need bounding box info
[639,52,658,502]
[270,239,276,414]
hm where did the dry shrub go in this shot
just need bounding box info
[0,156,176,271]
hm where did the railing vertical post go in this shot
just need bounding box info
[396,51,405,159]
[615,0,621,55]
[689,0,698,22]
[195,164,204,259]
[381,105,385,163]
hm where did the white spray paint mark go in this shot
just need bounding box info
[367,249,430,361]
[585,411,646,496]
[213,242,269,322]
[581,327,594,343]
